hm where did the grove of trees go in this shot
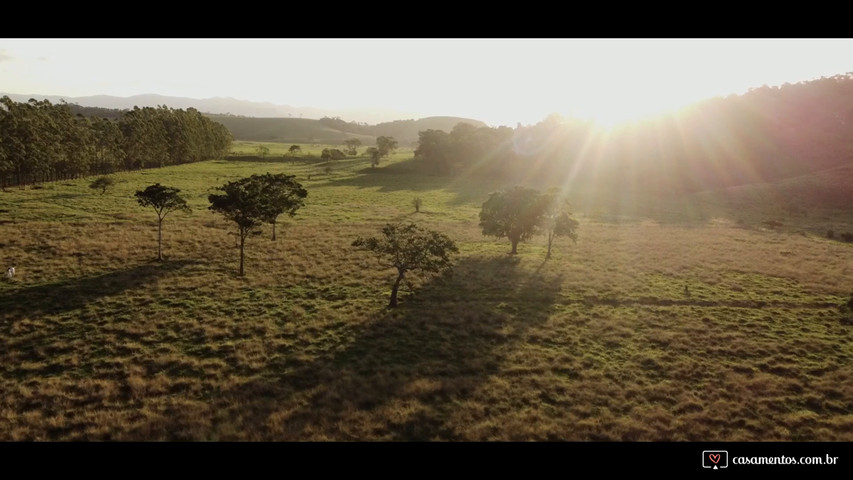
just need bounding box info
[0,97,232,187]
[208,174,307,275]
[414,123,516,176]
[413,74,853,198]
[479,186,579,256]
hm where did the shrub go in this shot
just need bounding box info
[89,176,115,194]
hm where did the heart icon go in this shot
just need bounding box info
[709,454,720,464]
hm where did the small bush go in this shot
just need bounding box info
[412,197,423,213]
[827,230,835,239]
[840,232,853,243]
[321,148,346,161]
[89,176,115,194]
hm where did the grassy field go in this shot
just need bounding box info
[0,147,851,441]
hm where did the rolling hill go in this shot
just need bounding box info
[0,92,426,124]
[204,114,487,145]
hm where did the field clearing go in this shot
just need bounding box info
[0,153,851,441]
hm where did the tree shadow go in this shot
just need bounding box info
[310,168,450,193]
[213,254,562,440]
[0,260,198,323]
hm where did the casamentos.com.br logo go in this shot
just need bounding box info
[702,450,840,468]
[703,450,728,469]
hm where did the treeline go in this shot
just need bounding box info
[414,123,517,176]
[412,73,853,194]
[0,97,232,187]
[318,116,373,135]
[319,116,487,145]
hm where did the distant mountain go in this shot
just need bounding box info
[0,92,431,125]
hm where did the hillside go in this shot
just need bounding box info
[205,114,486,145]
[204,115,376,144]
[0,92,425,124]
[684,162,853,228]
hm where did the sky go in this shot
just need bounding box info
[1,38,853,127]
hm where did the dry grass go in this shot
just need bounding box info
[0,156,850,441]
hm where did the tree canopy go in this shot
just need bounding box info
[254,173,308,240]
[135,183,191,261]
[541,188,579,259]
[209,174,307,274]
[343,138,362,156]
[352,223,457,308]
[479,186,548,255]
[0,97,232,187]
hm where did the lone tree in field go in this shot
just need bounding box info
[254,172,307,240]
[344,138,362,156]
[479,186,547,255]
[208,176,267,276]
[365,147,381,167]
[135,183,191,261]
[256,145,270,157]
[353,223,458,308]
[541,189,579,259]
[288,145,302,156]
[89,176,115,194]
[376,136,398,157]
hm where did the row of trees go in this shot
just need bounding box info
[134,175,577,308]
[135,174,306,273]
[319,136,398,166]
[0,97,232,187]
[352,186,579,307]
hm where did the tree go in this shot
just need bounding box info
[256,145,270,157]
[321,148,346,161]
[288,145,302,155]
[414,129,452,174]
[209,177,264,276]
[209,175,304,275]
[479,186,547,254]
[541,189,579,259]
[353,223,457,308]
[254,173,307,240]
[135,183,191,261]
[89,176,115,194]
[365,147,381,167]
[343,138,362,156]
[376,136,398,157]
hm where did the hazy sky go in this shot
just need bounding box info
[2,38,852,126]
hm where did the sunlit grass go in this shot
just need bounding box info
[0,156,850,441]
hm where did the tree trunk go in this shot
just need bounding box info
[389,269,405,308]
[510,237,519,255]
[157,217,163,261]
[271,220,276,241]
[239,232,246,276]
[546,232,554,259]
